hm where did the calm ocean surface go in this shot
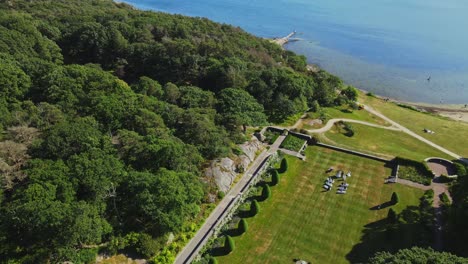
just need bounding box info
[122,0,468,104]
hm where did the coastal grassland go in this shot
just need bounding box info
[217,147,424,264]
[302,105,389,130]
[359,92,468,158]
[320,123,453,161]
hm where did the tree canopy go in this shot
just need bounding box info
[0,0,341,262]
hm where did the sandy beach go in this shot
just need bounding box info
[405,102,468,123]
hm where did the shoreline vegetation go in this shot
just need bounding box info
[271,36,468,123]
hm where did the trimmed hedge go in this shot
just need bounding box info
[238,219,248,234]
[271,169,280,185]
[438,174,454,183]
[280,158,288,173]
[454,161,467,176]
[209,257,218,264]
[224,235,235,253]
[263,185,271,199]
[251,200,260,216]
[391,192,399,205]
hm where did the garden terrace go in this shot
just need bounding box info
[216,147,426,264]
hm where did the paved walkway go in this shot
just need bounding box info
[174,135,286,264]
[396,178,432,190]
[279,148,305,160]
[396,177,452,251]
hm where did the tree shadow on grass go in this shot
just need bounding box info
[223,227,243,237]
[209,246,230,257]
[369,201,393,210]
[208,236,232,257]
[346,205,433,263]
[237,208,255,218]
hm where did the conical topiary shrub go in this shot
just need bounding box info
[225,235,235,254]
[271,169,280,185]
[262,184,271,200]
[238,218,248,234]
[251,199,260,216]
[391,192,399,205]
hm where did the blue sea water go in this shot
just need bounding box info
[122,0,468,104]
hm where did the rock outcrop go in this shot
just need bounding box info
[205,137,263,193]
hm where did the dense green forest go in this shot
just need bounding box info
[0,0,345,262]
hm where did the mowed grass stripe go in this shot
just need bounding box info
[217,147,423,264]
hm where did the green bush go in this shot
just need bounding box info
[440,192,451,206]
[420,190,434,208]
[56,248,98,264]
[224,235,235,253]
[209,256,218,264]
[342,121,355,137]
[136,233,162,259]
[271,169,280,185]
[251,199,260,216]
[264,130,280,144]
[391,192,399,205]
[217,191,225,199]
[280,158,288,173]
[454,162,467,176]
[238,218,248,234]
[262,184,271,199]
[438,174,454,183]
[310,100,320,112]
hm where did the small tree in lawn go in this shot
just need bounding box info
[387,208,397,224]
[271,169,280,186]
[225,235,235,254]
[391,192,399,205]
[251,199,260,216]
[262,184,271,199]
[238,218,248,234]
[280,158,288,173]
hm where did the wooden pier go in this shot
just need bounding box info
[272,31,296,46]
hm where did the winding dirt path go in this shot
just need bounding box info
[304,118,401,134]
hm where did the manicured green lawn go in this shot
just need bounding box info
[217,147,424,264]
[359,92,468,158]
[303,106,390,128]
[321,123,452,161]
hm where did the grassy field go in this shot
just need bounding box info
[359,92,468,158]
[301,106,389,130]
[217,147,425,264]
[321,123,452,161]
